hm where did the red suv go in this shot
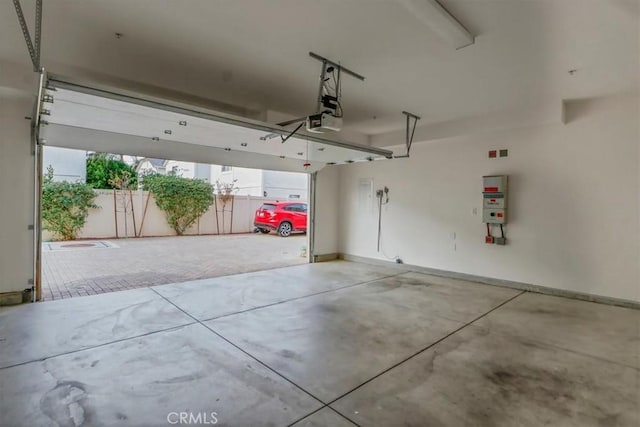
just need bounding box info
[254,202,307,237]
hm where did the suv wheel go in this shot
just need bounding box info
[278,222,292,237]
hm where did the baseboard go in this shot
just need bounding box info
[313,253,339,263]
[339,253,640,310]
[0,289,32,306]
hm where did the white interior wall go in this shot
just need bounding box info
[338,93,639,302]
[312,167,340,257]
[0,96,35,295]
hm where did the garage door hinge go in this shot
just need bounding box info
[28,224,34,230]
[42,94,53,103]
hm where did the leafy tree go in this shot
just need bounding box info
[42,166,98,241]
[86,153,138,189]
[214,179,238,234]
[109,171,137,238]
[143,174,214,235]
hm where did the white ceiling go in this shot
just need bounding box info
[1,0,638,138]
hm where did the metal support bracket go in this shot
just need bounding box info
[13,0,43,72]
[277,53,364,127]
[310,52,358,118]
[309,52,365,81]
[316,58,328,113]
[397,111,421,158]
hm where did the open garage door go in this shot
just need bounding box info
[33,74,393,300]
[40,75,393,172]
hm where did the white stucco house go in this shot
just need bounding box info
[136,158,168,176]
[136,159,307,200]
[211,165,308,200]
[42,148,308,200]
[42,146,86,183]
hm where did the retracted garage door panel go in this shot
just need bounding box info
[39,76,393,173]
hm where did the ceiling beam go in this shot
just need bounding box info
[398,0,474,49]
[371,100,564,148]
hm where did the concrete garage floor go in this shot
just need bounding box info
[42,233,307,300]
[0,261,638,426]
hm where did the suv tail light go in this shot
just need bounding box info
[257,208,273,218]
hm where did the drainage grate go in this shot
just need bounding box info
[61,243,95,248]
[43,241,119,252]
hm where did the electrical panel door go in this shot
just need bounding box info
[482,175,508,224]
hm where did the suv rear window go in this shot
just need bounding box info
[283,204,307,212]
[260,204,276,211]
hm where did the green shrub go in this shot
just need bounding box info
[143,174,213,235]
[86,152,138,189]
[42,167,98,241]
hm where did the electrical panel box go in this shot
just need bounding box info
[483,175,508,224]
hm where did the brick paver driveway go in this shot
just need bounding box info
[42,233,307,300]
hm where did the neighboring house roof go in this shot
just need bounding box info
[136,158,168,172]
[148,158,167,167]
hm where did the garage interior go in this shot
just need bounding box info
[0,1,638,426]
